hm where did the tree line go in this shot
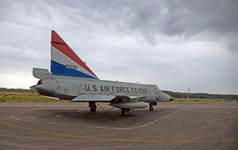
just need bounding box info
[162,90,238,99]
[0,87,35,93]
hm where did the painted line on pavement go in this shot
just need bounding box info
[1,108,238,143]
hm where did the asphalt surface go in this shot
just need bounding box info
[0,102,238,150]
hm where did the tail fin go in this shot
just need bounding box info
[51,30,98,79]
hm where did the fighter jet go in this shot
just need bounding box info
[31,31,175,116]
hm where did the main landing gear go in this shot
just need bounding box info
[121,108,130,116]
[89,102,97,112]
[88,102,132,116]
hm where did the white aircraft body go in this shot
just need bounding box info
[31,31,175,116]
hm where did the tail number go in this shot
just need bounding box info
[66,64,77,70]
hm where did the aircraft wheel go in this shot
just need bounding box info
[121,109,130,116]
[149,106,154,111]
[90,105,97,112]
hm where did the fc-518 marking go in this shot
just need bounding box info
[31,31,175,116]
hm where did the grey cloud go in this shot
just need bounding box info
[3,0,237,40]
[46,0,238,50]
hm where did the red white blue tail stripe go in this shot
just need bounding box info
[51,30,98,79]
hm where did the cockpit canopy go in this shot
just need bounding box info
[149,84,160,90]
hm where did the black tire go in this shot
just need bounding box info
[90,105,97,112]
[122,109,130,116]
[149,106,154,111]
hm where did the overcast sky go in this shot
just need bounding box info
[0,0,237,94]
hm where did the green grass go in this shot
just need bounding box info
[0,91,69,102]
[173,98,236,102]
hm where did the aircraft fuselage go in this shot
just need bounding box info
[36,75,173,103]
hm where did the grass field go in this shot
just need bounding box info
[0,91,237,102]
[0,91,69,102]
[173,98,237,102]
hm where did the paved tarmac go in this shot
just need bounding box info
[0,102,238,150]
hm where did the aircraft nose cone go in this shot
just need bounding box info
[170,96,175,101]
[35,84,55,96]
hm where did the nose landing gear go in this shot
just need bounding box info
[149,106,154,111]
[149,102,157,111]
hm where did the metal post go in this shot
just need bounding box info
[188,87,190,102]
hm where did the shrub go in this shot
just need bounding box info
[0,97,6,102]
[0,94,7,102]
